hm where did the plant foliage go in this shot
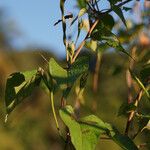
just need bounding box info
[4,0,150,149]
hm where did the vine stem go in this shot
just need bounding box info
[49,91,60,132]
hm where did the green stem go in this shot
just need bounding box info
[50,91,59,131]
[49,91,66,142]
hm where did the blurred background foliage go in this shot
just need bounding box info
[0,0,150,150]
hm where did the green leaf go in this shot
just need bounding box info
[108,0,122,5]
[49,58,68,90]
[5,70,41,114]
[106,124,138,150]
[80,115,138,150]
[49,57,89,95]
[112,5,127,27]
[41,72,53,92]
[91,23,131,58]
[49,58,68,84]
[80,72,88,89]
[100,14,115,30]
[91,27,111,41]
[60,105,138,150]
[137,117,150,132]
[91,14,114,33]
[82,116,138,150]
[97,43,109,53]
[123,7,132,12]
[85,40,98,51]
[79,115,107,132]
[79,115,106,150]
[140,64,150,83]
[136,113,150,132]
[59,105,83,150]
[100,35,132,58]
[68,56,89,83]
[60,106,106,150]
[80,123,101,150]
[77,0,86,8]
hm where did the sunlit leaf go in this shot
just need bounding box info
[49,58,68,90]
[49,57,89,95]
[60,105,138,150]
[85,40,98,51]
[79,115,106,150]
[59,105,82,150]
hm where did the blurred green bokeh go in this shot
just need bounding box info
[0,49,149,150]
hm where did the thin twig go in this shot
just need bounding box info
[126,46,136,103]
[124,89,143,135]
[54,14,73,26]
[72,19,99,63]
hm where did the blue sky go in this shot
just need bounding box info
[0,0,136,58]
[0,0,76,57]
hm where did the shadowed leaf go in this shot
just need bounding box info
[5,70,41,114]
